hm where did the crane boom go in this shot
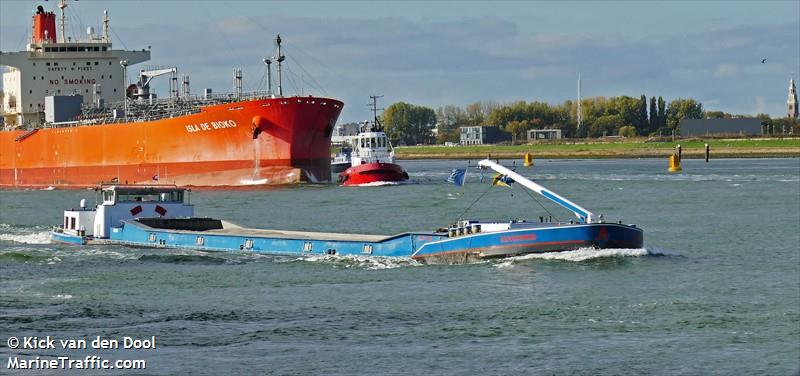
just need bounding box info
[478,159,595,223]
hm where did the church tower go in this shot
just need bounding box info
[789,78,798,119]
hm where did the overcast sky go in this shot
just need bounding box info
[1,0,798,121]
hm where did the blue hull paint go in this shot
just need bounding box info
[50,231,87,245]
[107,219,643,263]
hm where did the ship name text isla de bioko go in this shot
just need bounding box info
[0,1,343,188]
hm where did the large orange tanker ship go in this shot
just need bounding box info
[0,1,343,188]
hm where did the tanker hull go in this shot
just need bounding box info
[0,97,343,188]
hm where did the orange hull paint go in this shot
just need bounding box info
[0,96,343,188]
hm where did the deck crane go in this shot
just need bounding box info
[133,67,178,100]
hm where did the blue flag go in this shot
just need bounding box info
[446,168,466,186]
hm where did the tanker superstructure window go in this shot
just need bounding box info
[102,47,107,51]
[73,62,76,65]
[86,62,91,66]
[54,62,58,66]
[59,47,66,52]
[46,62,50,66]
[93,47,99,52]
[67,47,77,52]
[77,46,85,52]
[94,61,98,65]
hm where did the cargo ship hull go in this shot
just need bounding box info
[0,96,343,188]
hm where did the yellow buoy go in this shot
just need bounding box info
[668,153,682,172]
[523,152,534,167]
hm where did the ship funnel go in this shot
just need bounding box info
[32,7,56,43]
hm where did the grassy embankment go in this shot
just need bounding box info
[395,138,800,159]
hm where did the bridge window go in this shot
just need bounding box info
[46,62,50,66]
[102,47,107,51]
[54,62,58,66]
[59,47,66,52]
[93,47,99,52]
[94,61,98,65]
[73,62,76,65]
[77,46,85,52]
[67,47,77,52]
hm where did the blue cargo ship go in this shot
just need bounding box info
[51,159,643,263]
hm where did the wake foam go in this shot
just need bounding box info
[302,254,420,270]
[495,247,663,268]
[0,224,52,244]
[351,181,402,187]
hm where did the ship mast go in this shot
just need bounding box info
[577,73,582,135]
[103,10,110,43]
[274,35,285,97]
[263,58,273,97]
[58,0,68,43]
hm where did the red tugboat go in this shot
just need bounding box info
[338,96,408,186]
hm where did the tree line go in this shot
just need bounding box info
[343,96,798,145]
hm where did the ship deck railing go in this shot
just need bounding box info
[28,90,287,129]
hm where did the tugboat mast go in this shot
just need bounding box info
[369,95,384,131]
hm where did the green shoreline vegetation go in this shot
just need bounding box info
[336,94,800,160]
[395,138,800,159]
